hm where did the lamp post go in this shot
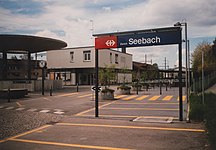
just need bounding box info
[174,21,188,104]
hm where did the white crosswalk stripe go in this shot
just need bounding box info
[16,108,25,111]
[6,107,14,110]
[54,111,65,115]
[27,108,37,112]
[39,109,50,113]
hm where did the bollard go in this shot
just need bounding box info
[50,86,52,96]
[76,83,79,92]
[8,88,10,103]
[160,83,162,95]
[166,84,168,91]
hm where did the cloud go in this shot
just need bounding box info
[0,0,216,67]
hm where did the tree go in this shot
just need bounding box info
[192,40,216,77]
[99,64,115,88]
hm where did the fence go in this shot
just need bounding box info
[191,71,216,93]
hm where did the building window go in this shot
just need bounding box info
[83,50,91,61]
[70,51,74,62]
[110,53,112,63]
[115,54,118,64]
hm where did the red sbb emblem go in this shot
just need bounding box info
[95,36,117,49]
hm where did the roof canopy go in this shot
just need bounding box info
[0,34,67,53]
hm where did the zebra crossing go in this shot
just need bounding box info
[115,95,186,101]
[0,105,65,115]
[55,92,186,101]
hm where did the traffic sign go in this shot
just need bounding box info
[118,30,181,48]
[91,86,102,92]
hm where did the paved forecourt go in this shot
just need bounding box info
[76,87,187,121]
[0,117,206,150]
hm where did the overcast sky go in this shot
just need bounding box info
[0,0,216,68]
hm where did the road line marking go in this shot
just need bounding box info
[27,108,37,112]
[54,111,65,115]
[136,95,149,100]
[113,102,178,105]
[4,125,51,142]
[162,96,173,101]
[177,96,186,101]
[149,95,161,101]
[0,106,5,109]
[10,138,133,150]
[78,93,92,98]
[74,101,116,116]
[42,97,51,101]
[79,114,178,119]
[115,95,127,99]
[122,95,138,100]
[99,101,116,108]
[101,108,179,111]
[40,109,50,113]
[16,102,22,107]
[57,123,205,132]
[16,108,25,111]
[6,106,14,110]
[55,93,79,97]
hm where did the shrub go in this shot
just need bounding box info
[189,93,216,149]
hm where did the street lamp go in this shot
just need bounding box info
[174,21,189,104]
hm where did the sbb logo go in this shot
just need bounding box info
[95,36,117,49]
[106,40,115,46]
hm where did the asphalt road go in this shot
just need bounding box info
[0,86,209,150]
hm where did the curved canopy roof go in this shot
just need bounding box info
[0,34,67,53]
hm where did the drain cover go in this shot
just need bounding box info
[133,117,173,123]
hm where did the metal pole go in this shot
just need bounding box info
[95,49,99,117]
[76,83,79,92]
[179,36,183,121]
[186,39,190,122]
[42,67,45,95]
[202,50,205,104]
[188,40,190,95]
[185,23,188,104]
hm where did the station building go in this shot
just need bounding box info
[47,46,133,85]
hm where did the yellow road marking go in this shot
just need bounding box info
[74,101,116,116]
[16,102,22,107]
[10,139,133,150]
[102,108,178,111]
[1,125,51,143]
[162,96,173,101]
[78,93,92,98]
[149,95,161,101]
[115,95,127,99]
[122,95,138,100]
[136,95,149,100]
[56,93,78,97]
[177,96,186,101]
[57,123,205,132]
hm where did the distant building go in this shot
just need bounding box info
[47,46,132,85]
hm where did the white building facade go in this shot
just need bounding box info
[47,46,132,85]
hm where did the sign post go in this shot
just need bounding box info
[95,49,99,117]
[94,27,183,121]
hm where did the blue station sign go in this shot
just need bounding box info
[117,30,181,48]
